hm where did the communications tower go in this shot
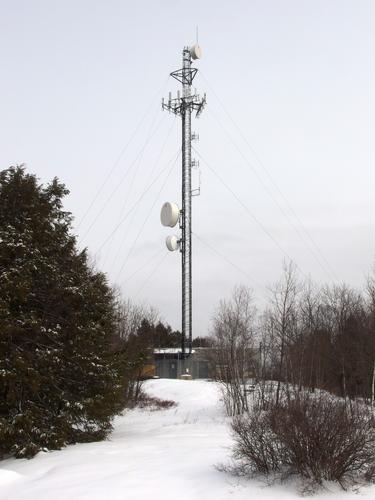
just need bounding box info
[160,44,206,358]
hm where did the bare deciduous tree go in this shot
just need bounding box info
[211,285,257,415]
[268,261,301,405]
[114,298,159,405]
[115,297,159,341]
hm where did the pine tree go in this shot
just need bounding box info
[0,166,124,458]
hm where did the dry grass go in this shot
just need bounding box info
[136,393,177,411]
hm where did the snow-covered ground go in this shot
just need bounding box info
[1,379,375,500]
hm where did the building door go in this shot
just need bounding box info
[170,361,178,379]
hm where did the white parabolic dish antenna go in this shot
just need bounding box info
[190,44,202,60]
[160,202,180,228]
[166,235,180,252]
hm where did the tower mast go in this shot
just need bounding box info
[161,45,206,358]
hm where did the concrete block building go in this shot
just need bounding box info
[153,347,212,379]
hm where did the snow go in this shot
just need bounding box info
[153,348,196,354]
[1,379,375,500]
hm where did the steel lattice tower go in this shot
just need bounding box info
[162,45,206,357]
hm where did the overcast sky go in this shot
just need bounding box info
[1,0,375,335]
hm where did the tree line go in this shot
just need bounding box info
[211,263,375,413]
[210,266,375,490]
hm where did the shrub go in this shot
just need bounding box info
[231,389,375,490]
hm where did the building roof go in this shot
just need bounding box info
[153,348,196,355]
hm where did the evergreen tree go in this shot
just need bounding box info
[0,166,124,458]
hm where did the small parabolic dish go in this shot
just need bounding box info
[160,202,180,227]
[166,235,180,252]
[190,44,202,60]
